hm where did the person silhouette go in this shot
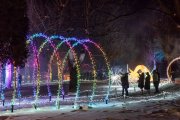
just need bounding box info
[121,73,129,96]
[138,72,145,95]
[153,69,160,93]
[18,74,22,87]
[145,72,150,94]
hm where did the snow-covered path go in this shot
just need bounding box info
[0,99,180,120]
[0,83,180,120]
[1,92,180,120]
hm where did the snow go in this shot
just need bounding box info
[1,99,180,120]
[1,93,180,120]
[0,82,180,120]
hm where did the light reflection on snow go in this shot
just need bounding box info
[0,81,179,116]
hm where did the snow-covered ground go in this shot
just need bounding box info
[0,95,180,120]
[0,83,180,120]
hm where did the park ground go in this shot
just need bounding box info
[0,82,180,120]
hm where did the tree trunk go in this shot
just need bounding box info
[68,59,77,93]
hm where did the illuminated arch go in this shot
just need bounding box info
[27,33,61,105]
[83,39,111,100]
[39,36,81,107]
[167,56,180,81]
[48,36,97,105]
[11,66,17,105]
[49,37,111,100]
[37,37,62,98]
[52,41,97,104]
[27,33,111,106]
[28,34,85,108]
[28,34,87,107]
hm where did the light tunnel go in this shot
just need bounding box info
[1,33,178,110]
[25,33,111,108]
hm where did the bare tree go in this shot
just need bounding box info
[152,0,180,61]
[27,0,70,34]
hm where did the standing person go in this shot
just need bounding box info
[18,74,22,87]
[153,69,160,93]
[145,72,150,94]
[121,73,129,96]
[138,72,145,95]
[157,69,160,91]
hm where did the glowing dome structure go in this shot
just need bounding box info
[129,65,152,82]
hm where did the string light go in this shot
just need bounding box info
[1,33,177,112]
[49,37,111,104]
[0,66,5,101]
[27,33,49,105]
[47,64,52,97]
[11,66,17,105]
[49,40,97,104]
[34,46,41,106]
[26,33,111,108]
[27,33,61,106]
[47,36,80,108]
[37,37,61,99]
[0,81,176,111]
[84,40,111,101]
[82,45,97,103]
[1,88,179,110]
[65,41,81,108]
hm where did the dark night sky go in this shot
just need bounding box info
[27,0,180,68]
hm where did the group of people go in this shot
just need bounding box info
[138,72,150,94]
[120,69,160,96]
[137,69,160,95]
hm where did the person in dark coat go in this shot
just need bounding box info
[121,73,129,96]
[145,72,150,94]
[18,74,22,87]
[138,72,145,95]
[153,69,160,93]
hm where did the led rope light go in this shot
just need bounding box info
[11,66,17,105]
